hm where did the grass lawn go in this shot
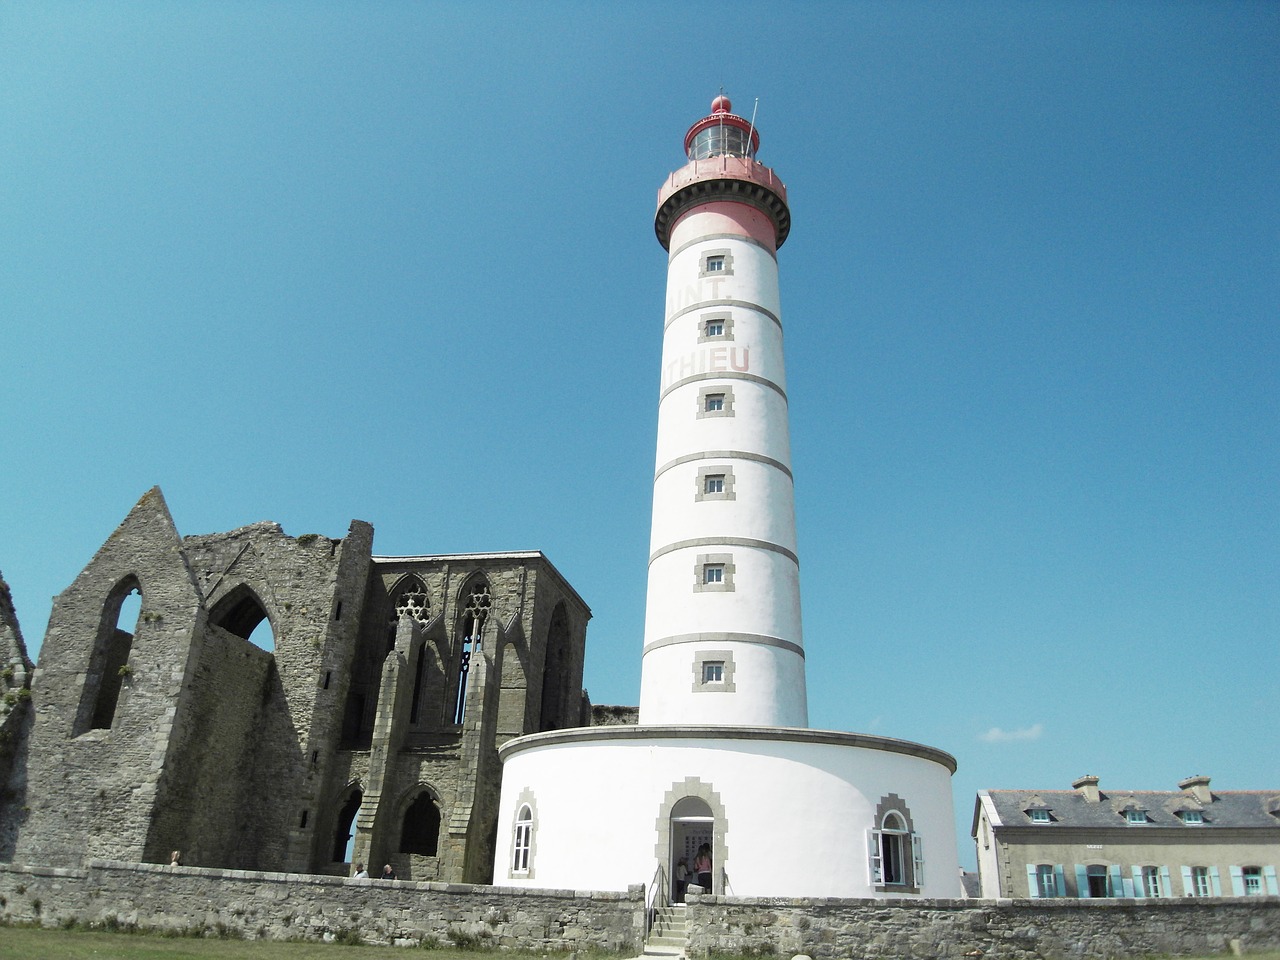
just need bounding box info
[0,925,539,960]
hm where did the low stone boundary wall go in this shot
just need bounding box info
[0,861,644,949]
[3,861,1278,957]
[687,894,1280,960]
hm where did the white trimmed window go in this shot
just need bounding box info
[703,564,724,585]
[1126,809,1149,824]
[705,394,724,413]
[868,796,923,892]
[1180,810,1203,825]
[704,474,725,495]
[1242,866,1263,895]
[1036,864,1060,897]
[1030,809,1050,823]
[1190,866,1212,897]
[1142,866,1163,897]
[702,661,724,683]
[512,804,533,874]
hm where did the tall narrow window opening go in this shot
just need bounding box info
[454,580,490,725]
[332,788,362,863]
[76,578,142,735]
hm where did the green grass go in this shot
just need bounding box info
[0,925,489,960]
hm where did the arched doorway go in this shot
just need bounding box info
[669,796,713,901]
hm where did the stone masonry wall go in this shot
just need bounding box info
[0,861,643,950]
[687,894,1280,960]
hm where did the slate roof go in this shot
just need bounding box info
[981,789,1280,830]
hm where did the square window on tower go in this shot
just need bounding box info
[698,249,734,278]
[698,312,734,343]
[697,386,734,419]
[695,466,735,502]
[693,553,734,592]
[691,649,736,692]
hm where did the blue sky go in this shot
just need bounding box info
[2,2,1276,868]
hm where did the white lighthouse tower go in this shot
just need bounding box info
[640,96,806,728]
[492,97,960,902]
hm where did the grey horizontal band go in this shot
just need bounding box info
[649,537,799,566]
[654,449,793,483]
[668,233,778,264]
[660,371,787,403]
[665,299,782,333]
[643,632,805,659]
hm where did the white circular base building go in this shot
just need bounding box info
[493,725,959,899]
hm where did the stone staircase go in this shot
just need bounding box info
[644,903,689,958]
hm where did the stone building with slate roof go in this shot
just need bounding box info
[0,488,591,884]
[973,774,1280,899]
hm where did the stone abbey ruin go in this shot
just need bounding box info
[0,486,591,883]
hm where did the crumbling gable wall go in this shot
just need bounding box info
[12,488,205,867]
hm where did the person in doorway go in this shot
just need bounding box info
[693,844,712,892]
[381,863,397,881]
[353,862,368,879]
[674,857,690,903]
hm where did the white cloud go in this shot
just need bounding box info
[979,723,1043,743]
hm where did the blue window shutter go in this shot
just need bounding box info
[1160,866,1172,898]
[1131,865,1145,898]
[1264,866,1278,896]
[1109,864,1124,897]
[1229,866,1245,897]
[1209,866,1222,896]
[1075,865,1090,898]
[1180,866,1193,896]
[1054,865,1067,898]
[1026,864,1039,898]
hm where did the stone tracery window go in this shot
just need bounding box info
[387,577,431,646]
[454,580,491,724]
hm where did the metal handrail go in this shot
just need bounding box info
[644,863,668,940]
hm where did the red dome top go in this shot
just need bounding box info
[710,95,732,115]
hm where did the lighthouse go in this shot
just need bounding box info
[492,97,959,901]
[641,95,805,728]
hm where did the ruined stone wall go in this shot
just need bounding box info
[0,861,643,951]
[179,520,373,873]
[321,554,590,888]
[686,894,1280,960]
[0,572,34,859]
[144,624,274,869]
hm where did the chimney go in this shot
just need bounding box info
[1179,775,1213,804]
[1073,774,1101,802]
